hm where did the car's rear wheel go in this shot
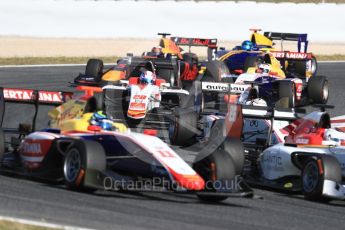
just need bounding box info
[278,81,295,108]
[243,56,261,72]
[84,92,104,113]
[307,75,328,104]
[193,150,236,202]
[85,59,104,82]
[311,55,318,77]
[169,108,197,146]
[0,128,5,163]
[63,140,106,191]
[208,120,245,175]
[157,69,175,86]
[222,138,245,175]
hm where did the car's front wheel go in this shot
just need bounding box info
[63,140,106,191]
[85,59,104,82]
[302,159,325,201]
[193,149,236,202]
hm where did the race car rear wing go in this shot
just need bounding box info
[201,81,251,95]
[0,87,73,132]
[263,31,309,53]
[170,37,218,61]
[128,57,176,71]
[219,103,303,148]
[241,105,304,121]
[264,32,308,42]
[234,104,304,147]
[2,88,72,105]
[171,37,217,48]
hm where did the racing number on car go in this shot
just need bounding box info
[157,150,175,158]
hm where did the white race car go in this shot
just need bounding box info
[200,104,345,201]
[241,105,345,201]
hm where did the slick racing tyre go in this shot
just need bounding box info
[222,138,245,175]
[85,59,104,82]
[293,60,307,77]
[278,81,295,108]
[63,140,106,191]
[0,128,5,162]
[311,55,318,77]
[243,56,261,72]
[302,156,341,202]
[84,92,104,113]
[169,108,197,146]
[208,120,244,175]
[302,159,326,201]
[183,52,198,65]
[157,69,176,86]
[93,92,104,111]
[307,75,329,104]
[203,61,228,82]
[193,149,236,202]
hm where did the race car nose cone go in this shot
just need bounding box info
[173,174,206,191]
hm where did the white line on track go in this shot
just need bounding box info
[0,215,94,230]
[0,64,87,68]
[0,61,343,68]
[0,63,115,68]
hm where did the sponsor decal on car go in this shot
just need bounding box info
[201,82,250,94]
[3,88,64,103]
[22,142,42,154]
[296,138,310,145]
[271,51,312,60]
[172,37,217,47]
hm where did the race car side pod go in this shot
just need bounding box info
[0,87,73,132]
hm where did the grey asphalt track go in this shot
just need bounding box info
[0,63,344,230]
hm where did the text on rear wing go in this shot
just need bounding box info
[201,82,251,94]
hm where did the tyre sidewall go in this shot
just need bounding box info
[302,159,324,201]
[64,141,87,189]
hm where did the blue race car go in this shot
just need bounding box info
[217,29,318,79]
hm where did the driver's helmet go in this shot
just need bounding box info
[258,63,271,74]
[139,70,156,85]
[151,46,162,56]
[241,40,253,51]
[90,111,113,131]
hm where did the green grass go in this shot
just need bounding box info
[0,220,56,230]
